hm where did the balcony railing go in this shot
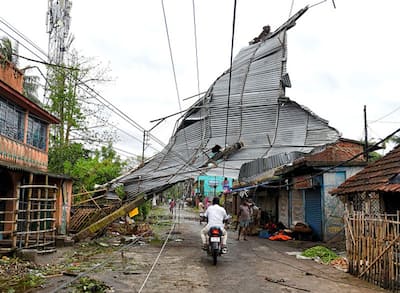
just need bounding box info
[0,135,47,171]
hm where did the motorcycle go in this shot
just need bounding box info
[199,212,207,224]
[206,226,226,265]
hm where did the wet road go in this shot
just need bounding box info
[40,206,385,292]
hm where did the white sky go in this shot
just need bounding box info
[1,0,399,159]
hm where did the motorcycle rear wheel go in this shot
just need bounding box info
[212,249,218,265]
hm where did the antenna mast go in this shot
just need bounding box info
[46,0,73,65]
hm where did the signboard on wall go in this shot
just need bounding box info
[208,180,219,188]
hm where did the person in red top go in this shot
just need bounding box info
[169,199,175,214]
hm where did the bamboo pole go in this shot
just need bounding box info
[44,175,49,249]
[24,173,34,248]
[72,188,107,197]
[36,188,41,247]
[359,234,400,278]
[73,194,106,207]
[73,194,145,241]
[49,176,56,250]
[11,185,20,249]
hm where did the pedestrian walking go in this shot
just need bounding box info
[169,199,175,214]
[237,198,251,241]
[178,197,184,209]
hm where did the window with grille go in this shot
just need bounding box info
[27,115,47,150]
[349,193,364,211]
[0,97,24,141]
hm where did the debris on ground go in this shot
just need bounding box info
[265,276,311,292]
[0,255,60,292]
[72,276,111,293]
[330,257,349,272]
[106,221,153,238]
[301,245,339,264]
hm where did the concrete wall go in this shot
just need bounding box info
[291,189,304,226]
[278,189,289,226]
[322,167,364,241]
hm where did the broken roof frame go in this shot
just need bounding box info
[116,6,341,199]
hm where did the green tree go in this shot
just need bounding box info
[48,142,88,174]
[46,50,117,175]
[390,135,400,146]
[46,49,113,148]
[0,37,17,64]
[64,143,126,193]
[1,37,42,104]
[360,139,384,162]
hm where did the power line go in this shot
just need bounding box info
[268,127,400,190]
[160,0,190,158]
[191,0,201,100]
[0,27,49,69]
[1,22,195,172]
[13,53,78,70]
[0,16,48,58]
[369,104,400,124]
[371,121,400,124]
[288,0,295,18]
[0,15,209,178]
[160,0,182,112]
[0,19,168,150]
[223,0,238,177]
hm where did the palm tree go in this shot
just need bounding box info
[1,36,41,103]
[0,37,18,64]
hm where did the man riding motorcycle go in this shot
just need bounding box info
[200,197,229,253]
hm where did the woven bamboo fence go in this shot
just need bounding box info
[344,211,400,292]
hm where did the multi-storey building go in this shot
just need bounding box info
[0,56,72,253]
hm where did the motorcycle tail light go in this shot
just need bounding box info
[211,228,220,235]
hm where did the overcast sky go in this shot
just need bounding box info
[1,0,399,158]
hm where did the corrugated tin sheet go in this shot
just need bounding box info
[332,145,400,195]
[117,7,341,198]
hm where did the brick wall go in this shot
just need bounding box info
[0,60,24,94]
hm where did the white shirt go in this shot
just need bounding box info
[205,204,228,228]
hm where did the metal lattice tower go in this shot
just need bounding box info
[46,0,73,65]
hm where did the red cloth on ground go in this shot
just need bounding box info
[268,233,292,241]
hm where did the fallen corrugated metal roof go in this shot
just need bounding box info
[332,145,400,195]
[117,7,340,198]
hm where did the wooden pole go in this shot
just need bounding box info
[11,185,20,249]
[73,194,145,242]
[24,173,34,248]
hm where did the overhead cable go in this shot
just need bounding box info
[369,104,400,124]
[222,0,238,177]
[160,0,190,159]
[1,16,205,176]
[191,0,201,101]
[0,21,167,150]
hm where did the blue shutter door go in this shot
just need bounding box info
[305,189,322,240]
